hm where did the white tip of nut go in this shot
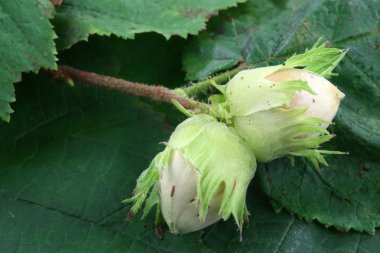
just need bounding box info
[267,68,345,127]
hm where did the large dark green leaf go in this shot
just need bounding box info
[183,0,380,233]
[183,0,379,81]
[0,0,57,122]
[53,0,246,50]
[203,187,380,253]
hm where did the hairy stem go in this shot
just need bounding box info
[52,66,208,112]
[182,64,249,97]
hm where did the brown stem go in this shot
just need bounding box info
[52,66,205,112]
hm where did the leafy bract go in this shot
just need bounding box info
[284,39,347,78]
[183,0,380,232]
[0,0,57,122]
[53,0,246,50]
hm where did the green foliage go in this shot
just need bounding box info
[0,0,379,252]
[0,0,243,123]
[0,0,57,122]
[53,0,246,50]
[183,0,379,81]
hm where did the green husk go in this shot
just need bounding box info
[222,39,347,166]
[124,115,257,232]
[284,38,348,78]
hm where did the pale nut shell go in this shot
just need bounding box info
[160,150,222,234]
[267,68,345,128]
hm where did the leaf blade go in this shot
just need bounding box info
[0,0,57,122]
[53,0,247,50]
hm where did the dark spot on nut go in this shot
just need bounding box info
[171,186,175,197]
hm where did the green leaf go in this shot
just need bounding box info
[0,0,57,122]
[183,0,379,81]
[1,33,380,252]
[183,0,380,232]
[259,147,380,233]
[53,0,247,50]
[203,187,380,253]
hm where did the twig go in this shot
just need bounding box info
[51,66,207,112]
[183,63,249,97]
